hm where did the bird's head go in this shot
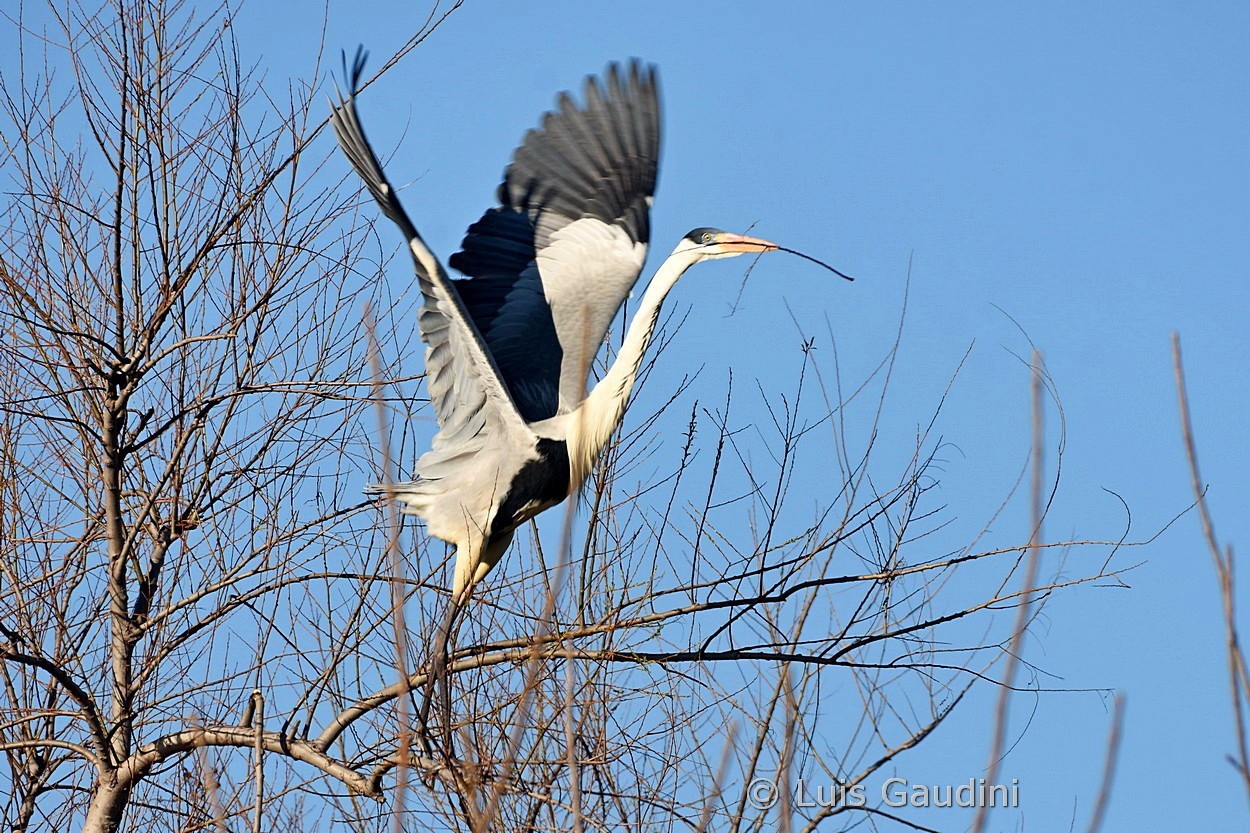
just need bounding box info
[680,227,778,261]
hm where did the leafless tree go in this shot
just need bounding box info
[0,2,1134,831]
[0,0,450,828]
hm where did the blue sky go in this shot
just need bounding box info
[235,1,1249,827]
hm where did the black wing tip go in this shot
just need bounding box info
[345,46,369,91]
[331,45,370,108]
[544,60,660,118]
[490,59,661,236]
[328,47,365,136]
[607,58,657,82]
[327,44,424,243]
[603,59,659,103]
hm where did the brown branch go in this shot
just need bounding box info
[116,726,378,798]
[0,645,112,772]
[1173,332,1250,807]
[972,351,1046,833]
[0,739,99,767]
[1084,693,1125,833]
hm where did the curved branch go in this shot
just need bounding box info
[0,738,99,767]
[0,644,113,771]
[117,726,378,798]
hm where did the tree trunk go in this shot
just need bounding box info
[81,783,131,833]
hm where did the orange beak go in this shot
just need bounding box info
[714,232,778,253]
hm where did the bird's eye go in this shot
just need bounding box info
[701,232,714,243]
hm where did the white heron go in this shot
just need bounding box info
[331,52,851,607]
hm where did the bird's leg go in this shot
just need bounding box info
[418,532,513,761]
[417,594,463,759]
[416,537,480,761]
[435,591,465,755]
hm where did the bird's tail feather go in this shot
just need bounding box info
[366,480,437,514]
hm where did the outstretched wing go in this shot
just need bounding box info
[449,61,661,422]
[330,50,532,469]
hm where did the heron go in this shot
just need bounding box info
[331,52,851,606]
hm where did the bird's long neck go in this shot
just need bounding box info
[567,248,698,488]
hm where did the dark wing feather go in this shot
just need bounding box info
[449,60,661,420]
[330,49,529,459]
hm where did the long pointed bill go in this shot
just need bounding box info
[714,232,778,253]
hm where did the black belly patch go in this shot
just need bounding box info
[490,438,571,536]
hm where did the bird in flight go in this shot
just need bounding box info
[331,51,850,606]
